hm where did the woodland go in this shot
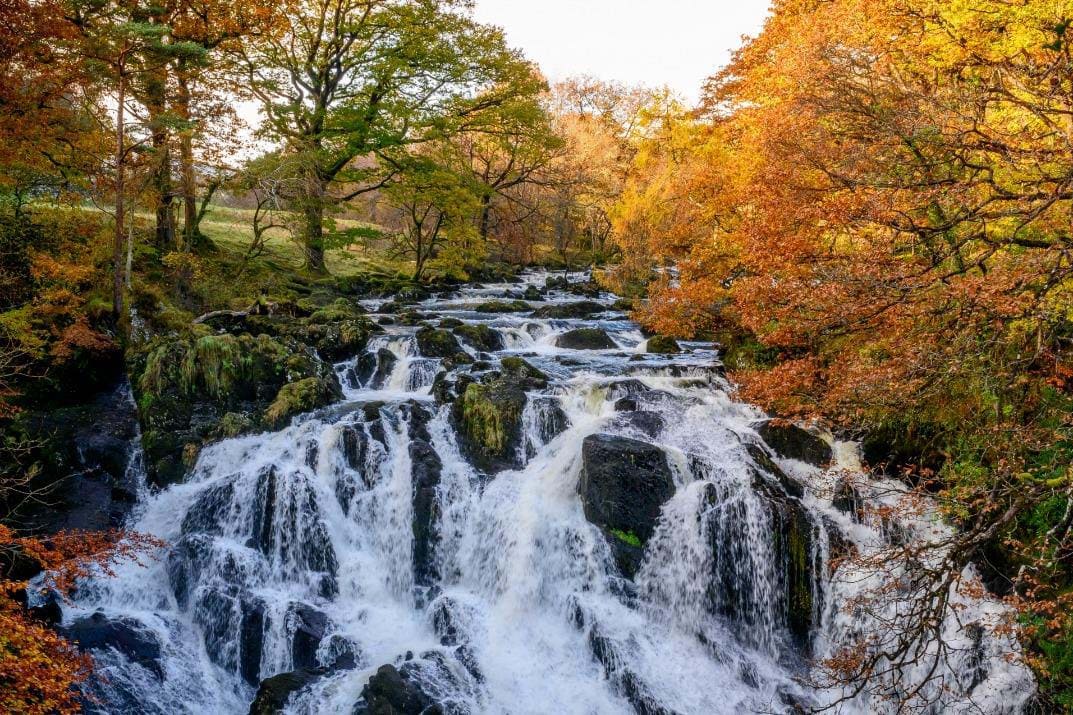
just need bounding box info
[2,0,1073,712]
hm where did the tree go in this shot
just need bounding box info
[235,0,540,273]
[613,0,1073,707]
[383,151,481,280]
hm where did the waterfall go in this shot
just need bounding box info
[64,271,1036,714]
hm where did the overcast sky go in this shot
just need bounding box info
[471,1,773,103]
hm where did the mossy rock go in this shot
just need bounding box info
[416,327,462,358]
[473,300,532,314]
[439,317,464,329]
[533,301,606,319]
[453,324,504,352]
[130,331,338,486]
[498,357,548,387]
[555,328,616,350]
[456,381,527,471]
[263,377,342,428]
[308,298,365,325]
[646,336,681,354]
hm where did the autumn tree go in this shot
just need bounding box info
[614,0,1073,706]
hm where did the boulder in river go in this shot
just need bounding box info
[645,336,681,354]
[578,434,675,578]
[755,419,832,467]
[415,327,462,358]
[473,300,532,314]
[65,611,164,680]
[453,324,504,352]
[356,664,444,715]
[452,358,547,473]
[556,328,617,350]
[533,300,607,319]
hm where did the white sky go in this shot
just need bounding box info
[471,0,773,103]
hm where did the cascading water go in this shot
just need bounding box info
[63,271,1036,714]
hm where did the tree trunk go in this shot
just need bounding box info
[146,68,174,251]
[177,73,198,251]
[303,201,327,274]
[113,73,126,317]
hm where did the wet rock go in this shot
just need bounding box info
[439,317,464,329]
[355,664,444,715]
[407,404,443,588]
[755,419,832,467]
[532,301,606,319]
[415,328,462,358]
[612,411,665,439]
[556,328,616,350]
[545,275,570,290]
[263,376,342,428]
[452,358,548,473]
[586,622,678,715]
[473,300,532,314]
[645,336,681,354]
[132,333,340,487]
[522,285,543,301]
[288,603,329,670]
[248,668,324,714]
[355,349,398,389]
[831,477,864,521]
[578,434,675,578]
[453,324,504,352]
[65,611,164,680]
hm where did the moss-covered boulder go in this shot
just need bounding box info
[453,324,504,352]
[264,377,341,428]
[533,301,606,319]
[451,358,547,472]
[556,328,616,350]
[473,300,532,314]
[415,327,462,358]
[755,419,832,467]
[646,335,681,354]
[131,332,340,487]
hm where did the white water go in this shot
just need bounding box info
[65,271,1035,714]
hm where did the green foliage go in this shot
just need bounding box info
[609,528,642,548]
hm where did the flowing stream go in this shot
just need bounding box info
[63,271,1036,714]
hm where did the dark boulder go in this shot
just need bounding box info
[248,668,324,715]
[578,434,675,578]
[415,328,461,358]
[453,324,504,352]
[288,603,329,670]
[612,411,665,440]
[355,349,398,389]
[532,301,607,319]
[556,328,616,350]
[473,300,531,314]
[755,419,832,467]
[406,404,443,589]
[65,611,164,679]
[356,664,444,715]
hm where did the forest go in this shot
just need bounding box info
[1,0,1072,713]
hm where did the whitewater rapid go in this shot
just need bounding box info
[63,271,1035,714]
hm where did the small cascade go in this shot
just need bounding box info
[67,271,1036,714]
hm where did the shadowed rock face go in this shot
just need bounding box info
[755,419,832,467]
[578,434,675,578]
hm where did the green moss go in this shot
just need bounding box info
[454,324,502,352]
[215,412,254,438]
[309,298,362,324]
[474,300,532,313]
[646,335,681,354]
[181,335,246,399]
[416,327,462,358]
[609,528,642,547]
[263,377,338,428]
